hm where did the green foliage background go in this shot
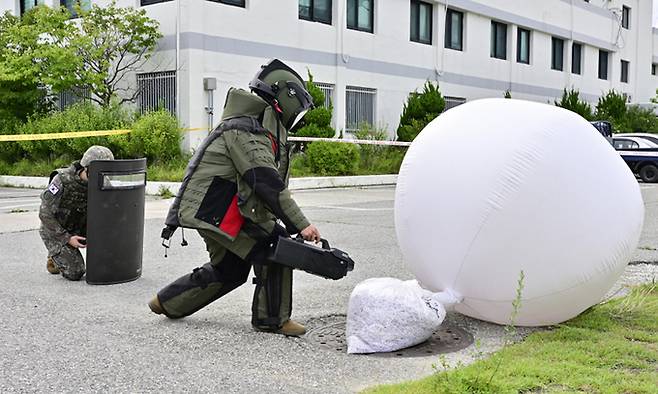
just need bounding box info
[397,81,445,142]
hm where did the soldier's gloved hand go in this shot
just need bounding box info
[68,235,87,249]
[300,224,321,243]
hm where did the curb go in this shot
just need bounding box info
[0,174,399,195]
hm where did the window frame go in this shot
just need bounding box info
[299,0,332,25]
[410,0,432,45]
[622,6,630,29]
[620,59,629,83]
[347,0,374,33]
[571,42,582,75]
[551,37,564,71]
[516,28,530,64]
[208,0,246,7]
[652,63,657,76]
[490,21,507,60]
[444,8,463,51]
[598,50,609,80]
[20,0,38,16]
[141,0,173,5]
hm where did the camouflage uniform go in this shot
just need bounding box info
[155,88,310,329]
[39,164,88,281]
[39,146,114,281]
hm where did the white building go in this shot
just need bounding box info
[2,0,658,149]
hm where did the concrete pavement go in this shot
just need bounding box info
[0,185,657,393]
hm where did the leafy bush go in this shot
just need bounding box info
[554,88,593,120]
[305,141,359,176]
[124,110,181,161]
[294,69,335,138]
[617,105,658,133]
[397,81,445,141]
[595,90,627,128]
[15,102,134,162]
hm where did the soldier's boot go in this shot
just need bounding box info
[254,319,306,336]
[252,263,300,335]
[153,260,250,319]
[46,257,60,275]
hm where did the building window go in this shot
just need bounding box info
[313,82,334,109]
[572,43,582,75]
[209,0,245,7]
[59,0,91,17]
[347,0,373,33]
[20,0,39,16]
[137,71,176,115]
[345,86,375,132]
[57,89,90,111]
[445,9,463,51]
[141,0,173,5]
[551,37,564,71]
[621,60,629,83]
[410,1,432,45]
[598,50,609,80]
[490,21,507,60]
[622,6,630,29]
[516,28,530,64]
[299,0,332,25]
[444,96,466,112]
[652,63,657,76]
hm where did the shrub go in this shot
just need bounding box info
[617,105,658,133]
[554,88,593,120]
[294,69,335,138]
[595,90,627,128]
[0,117,24,163]
[397,81,445,141]
[305,141,359,176]
[125,110,181,161]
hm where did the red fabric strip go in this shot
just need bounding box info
[219,195,244,238]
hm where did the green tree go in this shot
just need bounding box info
[71,1,162,107]
[595,89,627,129]
[0,7,78,121]
[504,90,512,99]
[295,69,334,138]
[554,88,593,120]
[651,89,658,105]
[617,105,658,133]
[396,80,445,142]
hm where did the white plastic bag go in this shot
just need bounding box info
[346,278,448,354]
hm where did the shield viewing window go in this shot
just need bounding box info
[100,172,147,191]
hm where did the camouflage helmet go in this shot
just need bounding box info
[81,145,114,167]
[248,59,314,130]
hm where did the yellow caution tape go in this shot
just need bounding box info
[0,127,208,142]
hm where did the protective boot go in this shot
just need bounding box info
[147,296,164,315]
[253,319,306,336]
[46,257,60,275]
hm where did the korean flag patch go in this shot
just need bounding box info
[48,183,60,195]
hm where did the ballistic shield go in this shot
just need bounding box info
[86,159,147,284]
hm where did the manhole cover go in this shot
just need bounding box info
[306,318,474,357]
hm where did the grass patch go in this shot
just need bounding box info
[0,157,190,182]
[365,283,658,394]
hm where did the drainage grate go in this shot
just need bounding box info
[305,317,474,357]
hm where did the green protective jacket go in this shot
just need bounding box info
[165,88,310,249]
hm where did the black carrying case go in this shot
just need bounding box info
[268,237,355,280]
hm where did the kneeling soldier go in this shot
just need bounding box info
[39,146,114,280]
[148,59,320,336]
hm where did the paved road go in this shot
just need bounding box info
[0,185,657,393]
[0,187,42,214]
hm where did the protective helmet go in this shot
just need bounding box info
[249,59,314,130]
[81,145,114,167]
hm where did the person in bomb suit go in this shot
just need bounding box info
[39,145,115,280]
[148,59,320,336]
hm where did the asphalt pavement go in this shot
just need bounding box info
[1,185,657,393]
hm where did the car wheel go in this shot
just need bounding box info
[639,164,658,183]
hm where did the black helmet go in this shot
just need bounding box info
[249,59,314,130]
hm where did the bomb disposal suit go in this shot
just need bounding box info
[151,60,318,334]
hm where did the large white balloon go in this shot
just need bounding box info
[394,98,644,326]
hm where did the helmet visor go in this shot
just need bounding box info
[290,109,309,130]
